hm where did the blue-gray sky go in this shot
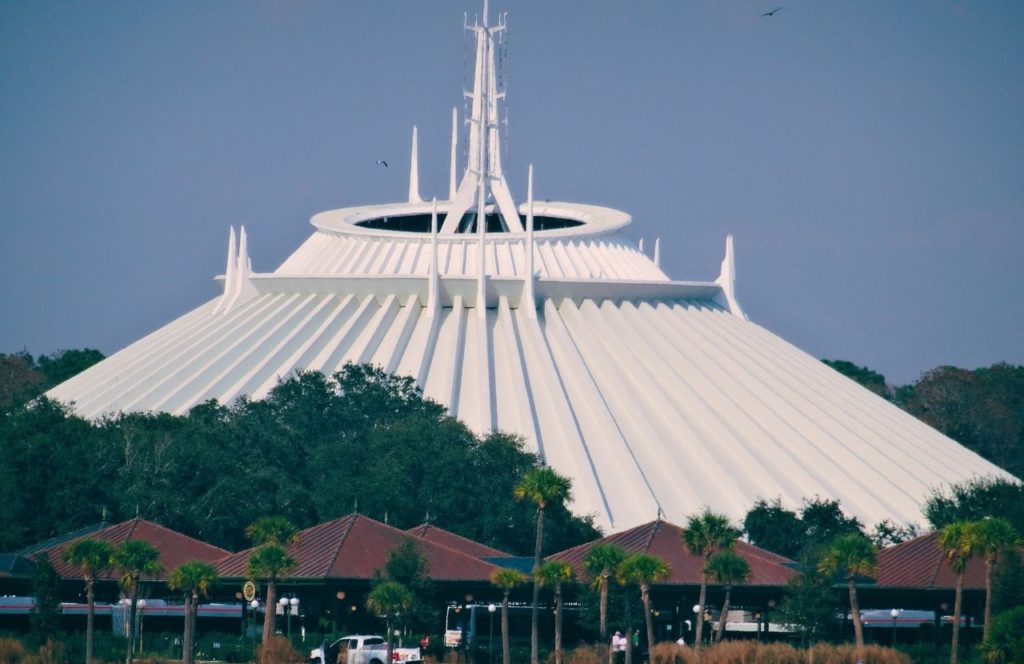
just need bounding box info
[2,1,1022,385]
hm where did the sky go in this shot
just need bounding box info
[1,1,1022,386]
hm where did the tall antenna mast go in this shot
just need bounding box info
[442,2,522,234]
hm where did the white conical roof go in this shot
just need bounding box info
[47,5,1014,533]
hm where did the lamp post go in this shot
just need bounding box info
[250,600,259,641]
[487,604,496,664]
[137,599,147,655]
[291,598,300,642]
[692,605,700,645]
[890,608,899,647]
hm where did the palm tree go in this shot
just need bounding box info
[247,544,298,645]
[112,539,163,664]
[617,553,670,655]
[246,517,299,645]
[939,521,979,664]
[817,533,877,660]
[61,538,114,664]
[490,568,528,664]
[704,551,751,643]
[246,516,299,547]
[682,508,739,648]
[583,544,628,641]
[167,561,219,664]
[535,561,575,664]
[513,466,572,664]
[367,581,414,664]
[973,517,1019,642]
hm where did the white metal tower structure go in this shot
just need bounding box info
[48,4,1016,533]
[443,2,522,234]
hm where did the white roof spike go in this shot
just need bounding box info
[449,107,458,201]
[426,198,440,318]
[408,126,422,203]
[213,226,237,315]
[524,164,537,319]
[638,237,644,254]
[654,238,661,268]
[714,234,748,320]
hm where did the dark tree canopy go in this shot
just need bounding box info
[0,363,599,554]
[0,349,105,413]
[896,363,1024,479]
[924,477,1024,533]
[742,497,863,560]
[821,359,889,398]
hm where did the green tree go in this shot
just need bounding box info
[534,561,574,664]
[491,569,528,664]
[247,544,298,645]
[742,498,804,559]
[800,497,863,551]
[704,550,751,643]
[974,517,1020,641]
[682,508,739,648]
[246,516,299,547]
[0,352,42,412]
[821,359,889,398]
[980,605,1024,664]
[167,561,219,664]
[37,348,105,388]
[29,553,62,644]
[111,539,163,664]
[513,466,572,664]
[245,516,300,644]
[897,363,1024,479]
[939,521,979,664]
[777,558,841,647]
[366,581,414,664]
[617,554,670,653]
[490,568,528,664]
[926,478,1024,534]
[583,543,628,641]
[817,533,877,660]
[62,538,114,664]
[378,538,435,635]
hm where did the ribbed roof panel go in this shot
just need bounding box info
[48,286,1014,534]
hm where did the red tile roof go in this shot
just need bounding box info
[406,524,510,559]
[549,520,795,587]
[875,531,986,590]
[30,518,230,581]
[217,514,501,582]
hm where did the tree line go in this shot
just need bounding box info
[0,359,598,555]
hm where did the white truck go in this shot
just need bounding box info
[309,635,422,664]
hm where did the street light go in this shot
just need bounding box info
[487,604,496,664]
[890,608,899,646]
[291,598,300,641]
[692,605,701,645]
[137,599,147,655]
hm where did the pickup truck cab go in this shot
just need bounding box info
[310,635,422,664]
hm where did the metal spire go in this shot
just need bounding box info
[442,2,521,233]
[408,125,422,203]
[524,164,537,318]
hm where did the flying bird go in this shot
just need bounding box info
[762,7,783,16]
[376,160,389,168]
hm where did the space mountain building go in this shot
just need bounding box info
[48,6,1012,533]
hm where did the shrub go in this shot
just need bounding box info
[647,641,911,664]
[0,639,27,664]
[563,644,606,664]
[981,606,1024,664]
[257,636,303,664]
